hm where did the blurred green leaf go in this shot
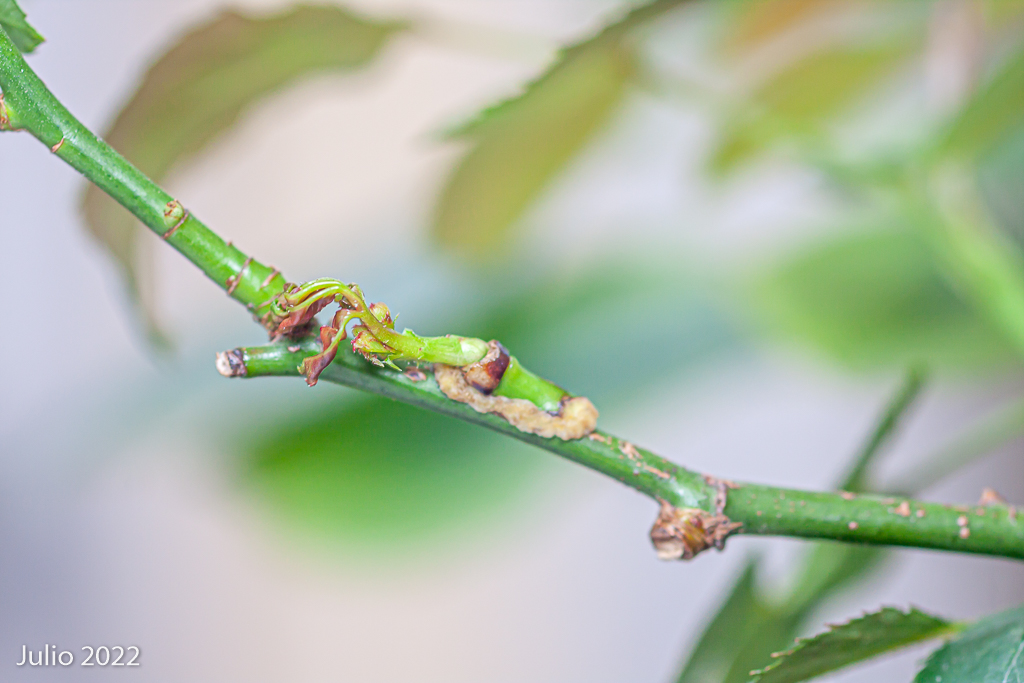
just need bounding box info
[760,43,911,122]
[710,40,914,173]
[940,48,1024,161]
[675,369,925,683]
[473,259,739,406]
[752,607,955,683]
[925,171,1024,359]
[887,396,1024,494]
[913,603,1024,683]
[754,225,1018,370]
[0,0,43,53]
[721,0,834,55]
[676,560,796,683]
[82,5,406,341]
[244,395,545,554]
[837,367,926,493]
[433,0,687,259]
[978,125,1024,252]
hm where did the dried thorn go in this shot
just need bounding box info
[848,521,859,530]
[704,475,737,515]
[287,345,300,353]
[226,257,253,295]
[50,136,65,153]
[957,515,968,527]
[959,527,971,539]
[588,432,611,444]
[979,488,1007,506]
[894,501,911,517]
[262,267,280,288]
[161,209,190,240]
[839,491,856,500]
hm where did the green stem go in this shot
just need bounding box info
[4,26,1023,561]
[236,341,1024,560]
[0,32,284,316]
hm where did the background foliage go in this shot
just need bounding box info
[3,0,1023,681]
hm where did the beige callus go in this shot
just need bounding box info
[650,501,742,561]
[433,363,598,440]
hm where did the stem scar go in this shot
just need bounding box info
[650,500,742,560]
[161,209,189,240]
[226,257,253,295]
[215,348,246,377]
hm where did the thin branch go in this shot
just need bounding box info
[0,31,285,326]
[2,27,1022,562]
[233,341,1024,560]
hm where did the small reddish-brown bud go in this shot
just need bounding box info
[368,302,394,328]
[461,340,510,393]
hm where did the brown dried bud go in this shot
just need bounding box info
[650,501,742,561]
[301,324,342,386]
[461,340,510,393]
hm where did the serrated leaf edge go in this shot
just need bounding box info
[749,605,955,680]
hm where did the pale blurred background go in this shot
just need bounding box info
[1,1,1022,681]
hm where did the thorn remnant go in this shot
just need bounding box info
[894,501,911,517]
[704,475,737,515]
[161,206,189,240]
[215,349,246,377]
[287,345,301,353]
[588,432,611,444]
[650,501,742,560]
[979,488,1007,506]
[262,267,280,288]
[848,521,859,530]
[226,257,253,295]
[839,491,856,500]
[957,515,968,527]
[959,527,970,539]
[50,136,64,153]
